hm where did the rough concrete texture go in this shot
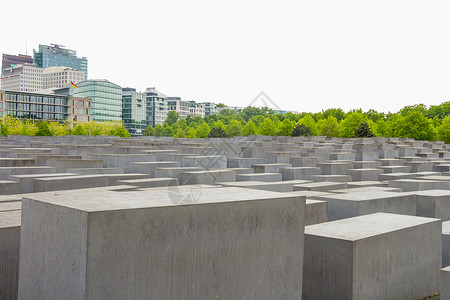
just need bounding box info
[0,210,21,300]
[303,213,441,300]
[18,187,306,299]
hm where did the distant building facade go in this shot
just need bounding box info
[72,80,122,122]
[43,66,85,90]
[167,97,190,118]
[1,64,43,92]
[1,54,33,73]
[33,44,88,79]
[122,88,147,136]
[201,102,223,116]
[0,90,91,125]
[145,87,168,127]
[188,101,205,118]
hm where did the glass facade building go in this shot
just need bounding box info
[122,88,147,136]
[0,90,91,125]
[33,44,88,79]
[72,80,122,122]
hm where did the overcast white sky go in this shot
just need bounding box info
[2,0,450,114]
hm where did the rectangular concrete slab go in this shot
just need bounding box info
[303,213,441,300]
[18,187,306,299]
[0,210,21,300]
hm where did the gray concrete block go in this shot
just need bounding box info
[389,179,450,192]
[310,175,352,182]
[236,172,282,182]
[0,166,56,180]
[294,181,347,192]
[181,155,227,169]
[347,168,383,181]
[154,167,203,182]
[131,161,181,177]
[0,158,34,167]
[9,173,77,194]
[252,163,292,174]
[378,165,411,174]
[305,199,328,225]
[181,169,236,185]
[441,266,450,300]
[316,191,416,221]
[411,190,450,221]
[227,157,264,168]
[218,180,311,193]
[0,210,21,300]
[0,180,19,195]
[318,162,353,175]
[116,177,178,188]
[404,161,434,172]
[66,168,124,175]
[303,213,441,300]
[280,167,321,181]
[18,187,305,299]
[443,221,450,267]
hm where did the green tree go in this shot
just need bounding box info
[399,111,436,141]
[111,126,131,137]
[165,111,179,126]
[437,115,450,143]
[72,124,87,135]
[291,124,311,136]
[277,118,295,136]
[355,122,375,138]
[338,112,365,138]
[297,115,317,135]
[0,124,8,137]
[195,123,211,138]
[208,126,227,138]
[242,120,258,136]
[257,117,277,136]
[225,119,242,137]
[317,116,340,137]
[35,121,54,136]
[323,108,346,121]
[173,128,187,138]
[373,119,391,137]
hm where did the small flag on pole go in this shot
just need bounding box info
[2,75,5,82]
[71,81,78,88]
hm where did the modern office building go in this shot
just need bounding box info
[43,66,85,90]
[2,54,33,73]
[167,97,190,119]
[145,87,168,127]
[1,64,43,92]
[0,90,91,125]
[33,44,88,79]
[122,88,147,136]
[72,79,122,122]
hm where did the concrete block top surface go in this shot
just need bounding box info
[443,220,450,234]
[23,187,303,213]
[316,191,410,201]
[305,212,440,241]
[410,189,450,197]
[0,210,21,227]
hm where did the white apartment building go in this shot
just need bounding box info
[1,63,43,92]
[43,66,85,89]
[167,97,190,119]
[145,87,168,127]
[189,101,205,118]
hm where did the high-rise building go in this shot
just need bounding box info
[201,102,222,116]
[0,89,91,126]
[122,88,147,136]
[72,80,122,122]
[167,97,190,118]
[145,87,168,127]
[43,66,85,90]
[1,54,33,73]
[33,44,88,79]
[1,64,43,92]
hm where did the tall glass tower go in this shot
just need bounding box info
[33,44,88,79]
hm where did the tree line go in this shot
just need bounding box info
[144,102,450,143]
[0,117,131,137]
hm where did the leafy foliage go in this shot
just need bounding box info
[355,122,375,138]
[291,124,311,136]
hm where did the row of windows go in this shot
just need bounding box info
[7,103,67,113]
[5,94,68,105]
